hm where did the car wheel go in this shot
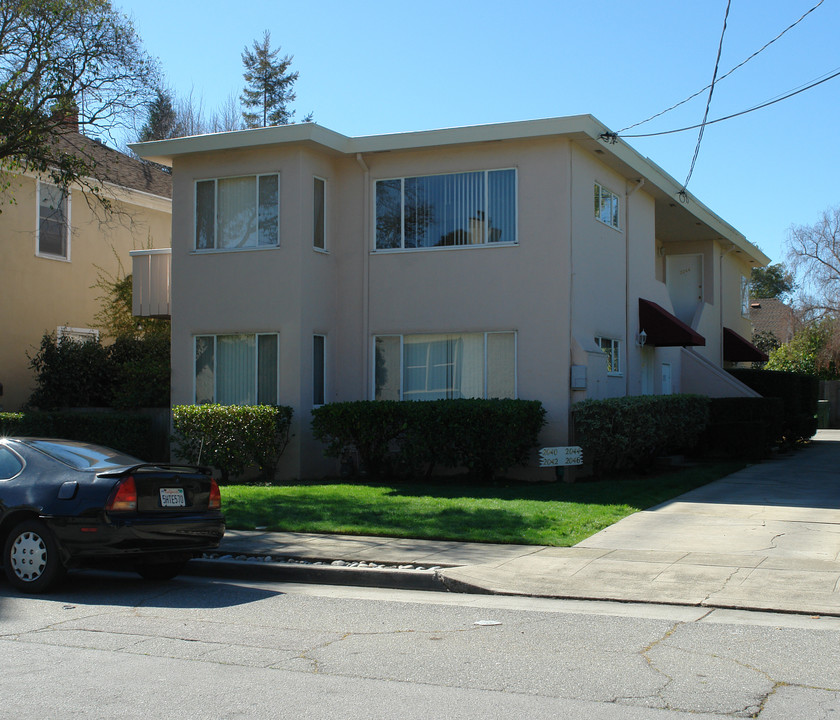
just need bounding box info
[4,519,67,593]
[135,561,187,581]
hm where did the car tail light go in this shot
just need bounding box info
[208,479,221,511]
[105,476,137,512]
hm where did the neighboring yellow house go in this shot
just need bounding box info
[132,116,770,480]
[0,130,172,411]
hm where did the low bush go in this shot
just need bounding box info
[172,404,293,482]
[699,397,784,461]
[572,395,710,477]
[0,410,158,460]
[311,399,546,481]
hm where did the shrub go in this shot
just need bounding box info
[172,404,293,482]
[729,368,818,443]
[108,335,170,409]
[0,410,158,460]
[699,397,784,461]
[572,395,709,477]
[311,399,546,480]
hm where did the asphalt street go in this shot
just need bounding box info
[1,571,838,719]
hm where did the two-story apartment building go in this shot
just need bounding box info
[132,115,768,479]
[1,129,172,411]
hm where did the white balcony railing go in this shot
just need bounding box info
[130,248,171,317]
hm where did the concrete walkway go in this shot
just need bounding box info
[215,430,840,616]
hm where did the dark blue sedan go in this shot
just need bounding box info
[0,437,225,593]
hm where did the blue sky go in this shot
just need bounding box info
[115,0,840,267]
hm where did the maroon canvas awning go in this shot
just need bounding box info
[638,298,706,347]
[723,327,768,362]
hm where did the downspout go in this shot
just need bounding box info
[719,243,736,366]
[624,178,645,397]
[356,153,371,399]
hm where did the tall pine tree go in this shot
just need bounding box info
[240,31,299,128]
[137,87,182,141]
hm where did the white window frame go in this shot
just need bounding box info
[596,336,622,376]
[313,334,326,406]
[373,168,518,251]
[194,173,280,252]
[371,331,518,400]
[57,326,99,343]
[36,181,71,261]
[313,176,327,252]
[193,332,279,405]
[594,182,620,230]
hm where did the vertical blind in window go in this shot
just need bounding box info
[196,175,279,250]
[194,334,279,405]
[375,169,516,249]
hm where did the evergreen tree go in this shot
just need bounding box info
[240,30,299,128]
[137,87,182,141]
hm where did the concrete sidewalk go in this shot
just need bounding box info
[213,430,840,616]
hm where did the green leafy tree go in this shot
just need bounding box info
[93,270,170,340]
[764,321,840,379]
[240,30,300,128]
[750,263,795,301]
[0,0,158,205]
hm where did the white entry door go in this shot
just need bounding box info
[661,363,672,395]
[666,254,703,325]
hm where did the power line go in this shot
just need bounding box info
[681,0,732,194]
[613,67,840,139]
[618,0,826,134]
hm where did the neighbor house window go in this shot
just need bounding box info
[313,334,325,405]
[373,331,516,401]
[375,169,516,250]
[594,182,619,229]
[194,333,279,405]
[313,177,326,250]
[57,326,99,343]
[596,337,622,375]
[195,174,279,250]
[38,182,70,259]
[741,275,750,317]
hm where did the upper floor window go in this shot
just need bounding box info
[195,174,279,251]
[740,275,750,317]
[375,169,516,250]
[38,182,70,259]
[313,177,326,250]
[596,336,622,375]
[594,182,619,229]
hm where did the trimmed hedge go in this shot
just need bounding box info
[0,410,159,460]
[172,404,293,483]
[728,368,818,443]
[699,397,784,461]
[571,395,710,476]
[311,399,546,481]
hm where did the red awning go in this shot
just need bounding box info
[638,298,706,347]
[723,327,768,362]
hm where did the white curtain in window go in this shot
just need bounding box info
[486,332,516,398]
[217,334,256,404]
[218,177,257,248]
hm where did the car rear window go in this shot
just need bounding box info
[26,440,141,470]
[0,446,23,479]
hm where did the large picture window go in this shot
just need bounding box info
[194,333,279,405]
[374,332,516,401]
[38,182,70,259]
[195,174,279,250]
[375,169,516,250]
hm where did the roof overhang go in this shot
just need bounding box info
[639,298,706,347]
[723,327,768,363]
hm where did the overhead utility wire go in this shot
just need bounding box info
[617,0,825,134]
[680,0,732,196]
[614,67,840,139]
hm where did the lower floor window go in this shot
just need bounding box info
[374,331,516,401]
[195,333,279,405]
[596,336,622,375]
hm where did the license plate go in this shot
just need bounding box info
[159,488,186,508]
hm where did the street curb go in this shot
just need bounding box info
[187,558,451,592]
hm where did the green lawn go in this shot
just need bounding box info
[220,462,743,546]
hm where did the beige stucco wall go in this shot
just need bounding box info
[0,174,170,411]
